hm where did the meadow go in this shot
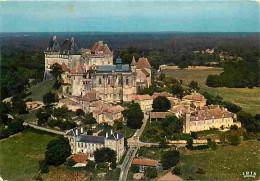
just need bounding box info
[179,140,260,180]
[161,69,260,115]
[0,128,57,181]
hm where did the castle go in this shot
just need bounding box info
[44,36,152,111]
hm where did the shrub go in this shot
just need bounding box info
[229,134,241,146]
[161,150,180,170]
[67,157,76,167]
[144,167,158,179]
[172,167,181,176]
[152,96,171,112]
[131,165,139,173]
[191,132,198,139]
[186,138,193,149]
[230,125,238,130]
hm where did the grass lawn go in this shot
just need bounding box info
[161,69,260,115]
[27,79,55,101]
[0,128,57,181]
[178,140,260,180]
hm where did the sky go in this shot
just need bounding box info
[0,0,259,32]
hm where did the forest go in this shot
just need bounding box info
[1,32,259,101]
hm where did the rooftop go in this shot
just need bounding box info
[132,158,159,167]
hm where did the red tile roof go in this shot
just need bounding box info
[71,61,84,74]
[82,91,97,102]
[153,92,172,98]
[132,158,159,167]
[73,154,89,164]
[61,63,70,72]
[136,58,151,69]
[150,112,171,119]
[131,56,137,65]
[134,94,153,100]
[91,41,112,55]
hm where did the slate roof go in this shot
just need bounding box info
[136,58,151,69]
[106,131,124,140]
[60,37,80,55]
[131,56,137,66]
[97,64,131,73]
[77,135,105,144]
[47,36,60,52]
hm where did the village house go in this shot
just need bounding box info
[134,94,153,113]
[183,105,241,133]
[132,158,162,173]
[65,127,125,162]
[182,92,207,108]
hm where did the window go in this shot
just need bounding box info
[126,77,129,85]
[99,78,102,85]
[108,77,111,85]
[119,77,123,86]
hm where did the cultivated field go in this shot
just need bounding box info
[179,140,260,180]
[161,69,260,115]
[0,128,57,181]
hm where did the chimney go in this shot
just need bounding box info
[75,129,78,136]
[106,132,108,138]
[81,127,84,134]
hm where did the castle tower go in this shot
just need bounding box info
[184,105,191,133]
[130,56,136,72]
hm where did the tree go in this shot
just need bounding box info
[83,113,97,125]
[172,167,181,176]
[178,61,189,69]
[12,98,27,114]
[191,132,198,139]
[159,138,170,148]
[53,106,69,119]
[144,167,158,179]
[7,116,24,135]
[163,115,183,134]
[188,80,199,90]
[171,83,184,98]
[131,165,140,173]
[161,150,180,170]
[238,111,259,132]
[229,134,240,146]
[186,138,193,149]
[36,107,51,126]
[152,96,171,112]
[222,101,242,113]
[123,103,144,129]
[50,63,63,79]
[0,102,12,125]
[159,73,166,81]
[94,147,116,163]
[43,91,58,106]
[45,136,71,166]
[76,109,85,117]
[85,160,96,173]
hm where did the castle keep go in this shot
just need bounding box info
[44,36,151,111]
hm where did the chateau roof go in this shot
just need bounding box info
[136,58,151,69]
[60,37,80,55]
[61,63,70,72]
[47,36,60,52]
[97,64,131,73]
[82,91,97,102]
[183,92,206,102]
[106,131,124,140]
[141,68,150,76]
[131,56,137,65]
[132,158,159,167]
[71,61,85,74]
[77,135,105,144]
[91,41,113,55]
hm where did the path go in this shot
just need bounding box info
[23,122,65,135]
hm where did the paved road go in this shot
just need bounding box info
[23,122,66,135]
[119,147,138,181]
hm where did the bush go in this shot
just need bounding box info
[230,125,238,130]
[172,167,181,176]
[152,96,171,112]
[39,160,49,173]
[191,132,198,139]
[186,138,193,149]
[85,160,95,173]
[229,134,241,146]
[196,168,205,174]
[161,150,180,170]
[67,157,76,167]
[110,161,117,169]
[144,167,158,179]
[131,165,139,173]
[207,139,218,150]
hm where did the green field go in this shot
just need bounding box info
[161,69,260,115]
[179,140,260,180]
[0,128,57,181]
[27,79,55,101]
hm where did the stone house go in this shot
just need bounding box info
[65,128,125,162]
[134,94,153,113]
[182,92,207,108]
[132,158,162,173]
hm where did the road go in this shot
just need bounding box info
[119,114,149,181]
[23,122,66,135]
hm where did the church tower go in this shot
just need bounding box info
[130,56,136,72]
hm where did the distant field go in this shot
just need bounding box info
[0,128,57,181]
[161,69,260,115]
[27,80,55,101]
[179,140,260,180]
